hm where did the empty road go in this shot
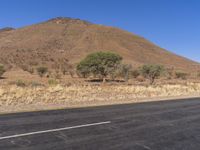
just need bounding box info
[0,98,200,150]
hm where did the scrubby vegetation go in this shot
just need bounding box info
[75,52,197,85]
[48,79,59,86]
[9,80,27,87]
[140,64,164,84]
[0,52,195,86]
[118,64,133,82]
[197,71,200,78]
[130,69,140,79]
[77,52,164,83]
[0,64,5,78]
[175,71,188,80]
[20,64,34,74]
[77,52,122,82]
[0,51,200,113]
[37,66,48,77]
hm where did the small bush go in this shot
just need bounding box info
[196,71,200,78]
[54,70,62,79]
[27,67,34,74]
[130,69,140,78]
[48,79,58,86]
[119,64,132,82]
[21,65,34,74]
[69,70,75,78]
[37,66,48,77]
[76,67,90,78]
[166,67,175,79]
[30,81,44,87]
[15,80,26,87]
[175,71,188,80]
[140,64,164,84]
[0,64,6,78]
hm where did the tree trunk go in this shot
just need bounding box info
[150,77,155,85]
[103,77,106,83]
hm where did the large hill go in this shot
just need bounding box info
[0,17,199,71]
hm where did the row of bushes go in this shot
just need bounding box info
[0,52,194,85]
[76,52,191,84]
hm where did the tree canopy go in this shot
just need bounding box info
[140,64,164,84]
[77,52,122,81]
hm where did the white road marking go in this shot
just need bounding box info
[0,121,111,140]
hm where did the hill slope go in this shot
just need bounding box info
[0,17,199,71]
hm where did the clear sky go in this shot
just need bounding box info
[0,0,199,62]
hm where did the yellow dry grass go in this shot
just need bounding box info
[1,82,200,108]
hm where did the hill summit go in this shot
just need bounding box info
[0,17,199,71]
[0,27,15,33]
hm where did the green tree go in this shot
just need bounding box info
[77,52,122,82]
[0,64,5,78]
[37,66,48,77]
[140,64,164,85]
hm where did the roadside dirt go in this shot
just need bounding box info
[1,83,200,114]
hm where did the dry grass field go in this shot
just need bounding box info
[1,78,200,113]
[0,68,200,113]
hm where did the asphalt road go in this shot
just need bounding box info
[0,98,200,150]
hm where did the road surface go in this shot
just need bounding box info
[0,98,200,150]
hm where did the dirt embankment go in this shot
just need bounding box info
[1,82,200,113]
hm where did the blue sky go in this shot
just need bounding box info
[0,0,199,62]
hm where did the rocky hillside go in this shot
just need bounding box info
[0,17,199,71]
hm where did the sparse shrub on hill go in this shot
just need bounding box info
[52,58,75,78]
[0,64,6,78]
[30,81,44,87]
[76,67,89,78]
[54,70,62,79]
[37,66,48,77]
[110,71,118,81]
[77,52,122,82]
[61,63,75,78]
[165,67,177,79]
[130,69,140,79]
[27,67,34,74]
[61,62,72,76]
[196,71,200,78]
[29,61,39,66]
[118,64,132,82]
[69,69,75,78]
[175,71,188,80]
[15,80,26,87]
[48,79,58,86]
[140,64,164,85]
[20,65,34,74]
